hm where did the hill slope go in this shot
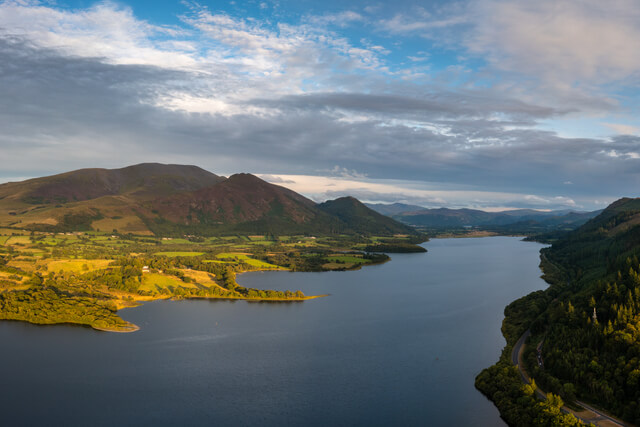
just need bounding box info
[384,205,599,233]
[319,197,418,236]
[488,197,640,425]
[0,163,224,204]
[148,173,347,235]
[364,202,426,216]
[0,166,419,237]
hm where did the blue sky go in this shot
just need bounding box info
[1,0,640,210]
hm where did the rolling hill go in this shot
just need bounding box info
[365,204,600,232]
[0,164,420,237]
[319,197,417,236]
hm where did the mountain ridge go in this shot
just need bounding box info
[0,164,420,238]
[365,203,600,230]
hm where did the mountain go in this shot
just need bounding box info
[385,206,599,231]
[148,173,346,235]
[543,197,640,283]
[490,197,640,424]
[395,207,501,227]
[0,164,419,237]
[365,202,426,216]
[0,163,224,204]
[319,197,418,236]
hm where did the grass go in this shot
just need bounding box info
[6,260,40,273]
[6,236,31,245]
[160,238,191,245]
[0,228,388,331]
[327,255,368,263]
[215,252,284,269]
[46,259,113,273]
[322,254,371,270]
[139,273,199,292]
[155,251,205,257]
[180,269,219,287]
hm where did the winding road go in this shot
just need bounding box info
[511,330,630,427]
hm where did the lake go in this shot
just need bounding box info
[0,237,547,426]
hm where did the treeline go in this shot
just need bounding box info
[480,198,640,425]
[476,361,583,426]
[528,263,640,423]
[99,256,308,300]
[363,243,426,253]
[0,288,134,331]
[474,289,583,426]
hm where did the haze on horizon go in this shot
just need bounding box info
[1,0,639,211]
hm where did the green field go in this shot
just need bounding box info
[0,227,402,332]
[47,259,113,273]
[215,252,283,269]
[6,236,31,245]
[139,273,198,292]
[155,251,205,257]
[326,255,366,263]
[160,238,192,245]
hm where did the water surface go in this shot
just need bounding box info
[0,237,547,426]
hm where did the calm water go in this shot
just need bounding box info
[0,237,547,426]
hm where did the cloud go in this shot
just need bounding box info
[379,5,468,35]
[258,174,295,184]
[0,1,194,68]
[602,123,640,135]
[0,1,638,211]
[468,0,640,85]
[305,11,365,28]
[255,174,586,210]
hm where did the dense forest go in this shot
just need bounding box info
[478,197,640,425]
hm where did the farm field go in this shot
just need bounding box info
[0,228,410,332]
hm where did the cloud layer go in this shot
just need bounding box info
[0,0,639,210]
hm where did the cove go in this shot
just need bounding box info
[0,237,547,426]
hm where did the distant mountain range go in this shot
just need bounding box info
[0,163,418,237]
[365,203,601,231]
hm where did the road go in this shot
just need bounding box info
[511,330,629,427]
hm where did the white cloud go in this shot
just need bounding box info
[379,7,468,34]
[259,174,584,210]
[0,1,196,69]
[0,1,391,116]
[468,0,640,86]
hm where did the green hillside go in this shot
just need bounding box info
[478,197,640,425]
[318,196,419,236]
[0,165,421,238]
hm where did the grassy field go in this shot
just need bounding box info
[160,238,192,245]
[47,259,113,273]
[215,252,284,269]
[6,236,31,245]
[322,254,371,270]
[139,273,199,292]
[155,251,205,257]
[0,227,401,332]
[180,269,219,287]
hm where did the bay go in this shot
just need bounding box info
[0,237,547,426]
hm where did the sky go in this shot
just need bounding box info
[1,0,640,211]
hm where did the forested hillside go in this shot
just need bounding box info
[477,197,640,425]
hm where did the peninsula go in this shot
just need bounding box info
[0,163,425,332]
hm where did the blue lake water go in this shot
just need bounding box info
[0,237,547,426]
